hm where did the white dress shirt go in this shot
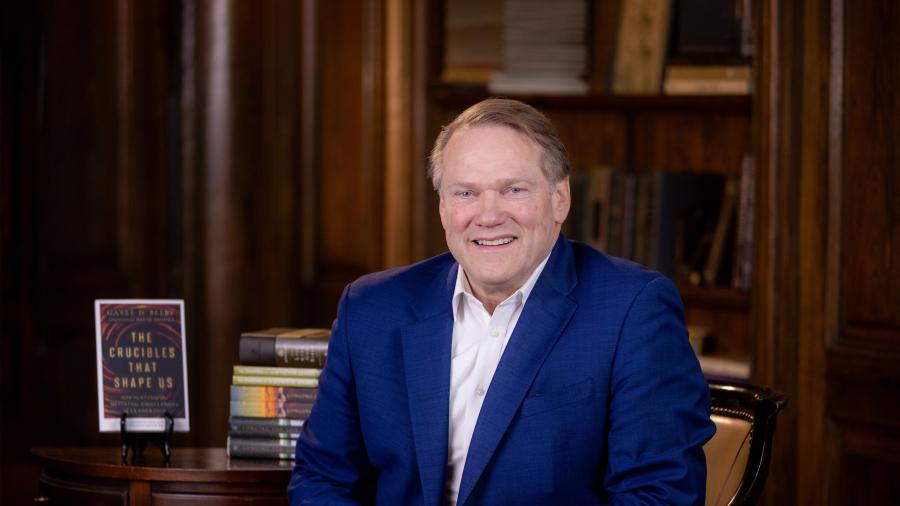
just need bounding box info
[444,255,550,505]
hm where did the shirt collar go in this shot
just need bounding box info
[452,252,552,320]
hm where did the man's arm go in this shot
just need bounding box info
[603,276,715,505]
[289,284,374,505]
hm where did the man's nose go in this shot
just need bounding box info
[474,192,505,226]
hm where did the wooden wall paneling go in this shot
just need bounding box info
[308,0,385,326]
[1,0,177,503]
[754,0,801,503]
[384,0,413,268]
[190,0,256,445]
[32,0,172,440]
[299,0,319,288]
[186,0,308,445]
[828,0,900,502]
[257,0,302,328]
[384,0,433,267]
[178,0,205,447]
[759,0,900,504]
[632,112,750,174]
[795,0,831,504]
[0,0,40,413]
[1,2,45,502]
[839,0,900,338]
[409,0,430,262]
[544,109,628,169]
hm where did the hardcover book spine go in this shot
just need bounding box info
[228,418,303,439]
[274,337,328,368]
[227,436,298,460]
[232,375,319,388]
[229,400,314,419]
[238,336,328,368]
[232,365,322,378]
[230,385,318,403]
[228,427,302,439]
[238,336,277,367]
[229,415,305,428]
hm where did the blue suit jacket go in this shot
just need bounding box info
[289,237,714,505]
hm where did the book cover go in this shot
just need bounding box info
[94,299,190,432]
[232,375,319,388]
[239,328,330,368]
[230,385,318,403]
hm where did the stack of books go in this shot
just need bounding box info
[488,0,589,95]
[227,328,330,460]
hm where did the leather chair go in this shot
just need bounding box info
[703,380,786,506]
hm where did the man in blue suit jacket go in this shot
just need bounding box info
[289,99,714,505]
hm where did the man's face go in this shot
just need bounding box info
[438,124,570,303]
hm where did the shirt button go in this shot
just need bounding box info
[489,329,500,338]
[475,387,485,396]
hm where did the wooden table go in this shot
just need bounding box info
[31,447,291,505]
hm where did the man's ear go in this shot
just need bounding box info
[438,193,448,228]
[552,177,571,224]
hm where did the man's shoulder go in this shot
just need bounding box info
[569,240,671,295]
[571,241,660,281]
[347,251,456,303]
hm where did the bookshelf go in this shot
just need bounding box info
[420,0,757,378]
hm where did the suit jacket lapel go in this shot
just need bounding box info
[401,263,456,506]
[457,237,579,506]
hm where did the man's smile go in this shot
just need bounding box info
[472,237,516,247]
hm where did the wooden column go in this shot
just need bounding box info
[184,0,307,444]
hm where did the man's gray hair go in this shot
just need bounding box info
[428,98,571,191]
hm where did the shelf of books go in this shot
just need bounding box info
[227,328,330,460]
[429,0,758,382]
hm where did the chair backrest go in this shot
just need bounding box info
[703,380,786,506]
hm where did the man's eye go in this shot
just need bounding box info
[458,190,473,198]
[508,187,526,195]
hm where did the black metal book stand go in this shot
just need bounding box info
[120,411,174,464]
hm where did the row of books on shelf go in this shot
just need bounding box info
[442,0,752,95]
[227,327,331,461]
[566,160,754,291]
